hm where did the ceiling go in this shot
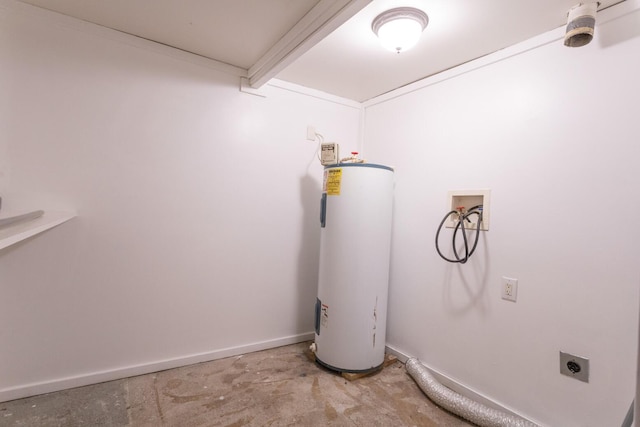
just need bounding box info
[17,0,621,102]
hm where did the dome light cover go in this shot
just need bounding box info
[372,7,429,53]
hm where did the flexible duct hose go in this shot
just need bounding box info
[406,358,538,427]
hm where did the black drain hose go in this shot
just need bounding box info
[435,205,483,264]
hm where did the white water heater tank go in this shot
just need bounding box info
[314,163,394,373]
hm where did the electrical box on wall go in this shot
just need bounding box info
[321,143,339,165]
[446,189,491,231]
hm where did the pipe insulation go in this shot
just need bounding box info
[405,358,538,427]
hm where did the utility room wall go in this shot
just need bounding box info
[363,3,640,426]
[0,1,361,401]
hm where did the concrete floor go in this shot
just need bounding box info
[0,342,473,426]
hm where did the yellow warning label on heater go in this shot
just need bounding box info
[324,168,342,195]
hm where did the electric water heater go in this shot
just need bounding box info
[314,163,394,373]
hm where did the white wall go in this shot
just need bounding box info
[0,2,361,401]
[364,3,640,426]
[2,0,638,423]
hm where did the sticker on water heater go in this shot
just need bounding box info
[322,170,328,193]
[325,169,342,196]
[321,303,329,327]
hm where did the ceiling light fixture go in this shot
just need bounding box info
[371,7,429,53]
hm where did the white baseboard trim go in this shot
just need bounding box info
[385,343,541,426]
[0,332,314,403]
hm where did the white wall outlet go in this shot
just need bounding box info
[559,351,589,383]
[501,277,518,302]
[306,125,316,141]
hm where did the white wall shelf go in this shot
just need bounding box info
[0,210,76,251]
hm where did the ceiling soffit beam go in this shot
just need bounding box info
[248,0,371,89]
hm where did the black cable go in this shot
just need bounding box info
[435,210,458,262]
[435,206,483,264]
[454,207,482,262]
[452,210,481,260]
[458,207,482,262]
[452,212,469,261]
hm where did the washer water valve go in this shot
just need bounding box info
[340,151,364,163]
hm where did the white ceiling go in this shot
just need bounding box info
[18,0,621,102]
